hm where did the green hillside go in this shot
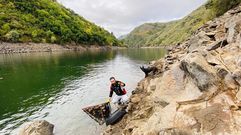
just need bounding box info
[123,0,241,47]
[0,0,120,46]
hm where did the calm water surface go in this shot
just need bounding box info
[0,48,166,135]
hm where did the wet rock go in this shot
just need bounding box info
[19,120,54,135]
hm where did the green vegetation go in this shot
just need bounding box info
[123,0,241,47]
[0,0,120,46]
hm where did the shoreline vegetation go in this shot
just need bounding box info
[0,42,127,54]
[0,0,121,46]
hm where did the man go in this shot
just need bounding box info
[109,77,128,105]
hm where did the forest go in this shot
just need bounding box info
[0,0,120,46]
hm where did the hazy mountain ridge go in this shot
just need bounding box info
[123,0,241,47]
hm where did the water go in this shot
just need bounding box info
[0,48,166,135]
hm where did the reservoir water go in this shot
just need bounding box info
[0,48,166,135]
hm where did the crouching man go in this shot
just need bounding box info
[109,77,128,106]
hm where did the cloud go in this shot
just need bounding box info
[57,0,207,37]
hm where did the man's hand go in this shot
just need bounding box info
[119,82,125,87]
[108,97,112,102]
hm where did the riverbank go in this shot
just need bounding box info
[0,42,122,54]
[104,5,241,135]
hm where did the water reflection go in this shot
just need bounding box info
[0,51,116,134]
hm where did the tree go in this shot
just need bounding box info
[4,30,20,42]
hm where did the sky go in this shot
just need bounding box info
[57,0,207,37]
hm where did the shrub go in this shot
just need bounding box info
[4,30,20,42]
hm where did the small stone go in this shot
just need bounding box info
[225,73,238,89]
[149,60,156,65]
[237,59,241,67]
[127,103,133,112]
[131,97,141,103]
[105,125,113,133]
[236,87,241,100]
[232,69,241,85]
[150,85,156,91]
[217,68,228,79]
[206,39,228,51]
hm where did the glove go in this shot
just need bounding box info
[108,98,112,102]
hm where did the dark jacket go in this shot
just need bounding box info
[109,81,126,97]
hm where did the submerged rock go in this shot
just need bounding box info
[19,120,54,135]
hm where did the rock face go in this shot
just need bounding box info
[19,120,54,135]
[104,5,241,135]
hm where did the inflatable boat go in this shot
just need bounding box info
[82,102,126,125]
[105,108,126,125]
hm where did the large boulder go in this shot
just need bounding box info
[180,52,218,92]
[19,120,54,135]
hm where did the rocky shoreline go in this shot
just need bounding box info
[0,42,112,54]
[104,5,241,135]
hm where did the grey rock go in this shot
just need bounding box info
[188,31,211,52]
[237,59,241,67]
[225,16,241,43]
[232,69,241,85]
[206,39,228,51]
[180,53,217,91]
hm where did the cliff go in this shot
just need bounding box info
[104,5,241,135]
